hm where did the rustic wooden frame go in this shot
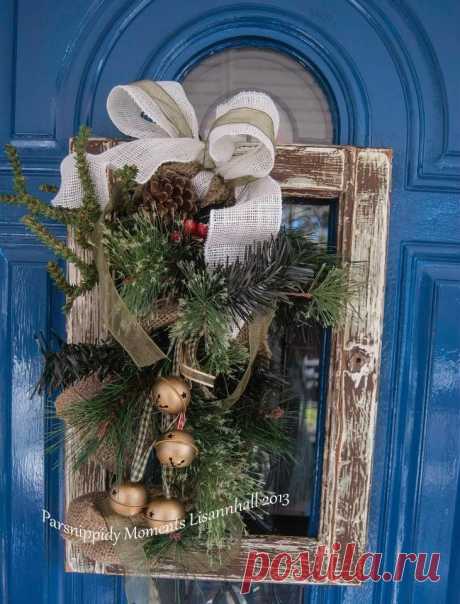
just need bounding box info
[65,141,392,584]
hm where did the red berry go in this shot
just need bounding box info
[196,223,208,239]
[183,219,197,235]
[171,231,181,242]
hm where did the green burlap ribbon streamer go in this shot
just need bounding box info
[222,311,275,410]
[93,223,166,368]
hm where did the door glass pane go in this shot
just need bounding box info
[244,200,333,539]
[182,48,333,144]
[153,578,304,603]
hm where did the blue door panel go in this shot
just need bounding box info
[1,1,459,603]
[0,232,123,604]
[378,244,460,603]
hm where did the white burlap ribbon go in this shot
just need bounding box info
[52,80,282,265]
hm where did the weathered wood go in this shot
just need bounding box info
[72,536,359,585]
[65,139,391,583]
[319,148,392,553]
[273,144,346,197]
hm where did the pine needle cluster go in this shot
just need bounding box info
[158,397,266,554]
[1,127,101,311]
[165,231,354,376]
[169,264,248,377]
[103,215,171,315]
[54,378,146,475]
[102,211,204,312]
[34,333,136,395]
[219,229,353,327]
[105,164,140,221]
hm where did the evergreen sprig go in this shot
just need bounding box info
[104,165,140,221]
[73,126,101,228]
[298,264,354,326]
[54,378,149,475]
[35,334,137,395]
[1,127,102,311]
[220,229,352,327]
[168,397,266,552]
[39,183,59,194]
[169,263,248,377]
[143,524,202,565]
[1,146,77,224]
[102,211,206,315]
[103,214,171,316]
[47,262,78,300]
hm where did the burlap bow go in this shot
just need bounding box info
[53,80,282,266]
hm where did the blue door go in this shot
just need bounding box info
[1,2,459,603]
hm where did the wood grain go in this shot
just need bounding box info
[273,144,346,197]
[65,140,391,583]
[319,148,392,555]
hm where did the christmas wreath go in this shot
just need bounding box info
[1,82,354,572]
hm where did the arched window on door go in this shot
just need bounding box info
[183,47,334,145]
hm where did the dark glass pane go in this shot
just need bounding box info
[245,200,332,538]
[153,578,303,604]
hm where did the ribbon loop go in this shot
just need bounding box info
[206,91,279,182]
[107,80,199,139]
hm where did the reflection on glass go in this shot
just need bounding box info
[183,48,334,145]
[246,201,331,538]
[154,577,304,604]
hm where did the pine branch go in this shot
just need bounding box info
[0,193,19,204]
[169,263,246,376]
[22,215,98,311]
[34,335,138,394]
[46,262,93,313]
[114,164,139,202]
[47,261,79,298]
[301,264,354,327]
[219,230,353,328]
[103,214,171,315]
[2,190,78,223]
[22,215,92,274]
[2,135,103,308]
[24,194,78,223]
[57,378,149,474]
[2,146,77,223]
[104,165,140,221]
[73,126,101,226]
[169,398,267,551]
[39,184,59,193]
[5,144,26,196]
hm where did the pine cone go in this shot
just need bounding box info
[141,164,199,222]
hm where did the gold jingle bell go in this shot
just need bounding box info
[154,430,198,468]
[151,376,191,415]
[145,496,186,534]
[108,481,148,517]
